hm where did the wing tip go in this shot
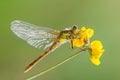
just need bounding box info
[10,20,23,30]
[11,20,21,25]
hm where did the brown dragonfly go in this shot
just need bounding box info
[11,20,81,73]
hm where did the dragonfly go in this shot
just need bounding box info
[11,20,81,73]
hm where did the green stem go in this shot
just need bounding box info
[25,48,88,80]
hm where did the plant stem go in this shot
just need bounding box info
[26,48,88,80]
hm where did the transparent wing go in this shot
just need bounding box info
[11,20,59,50]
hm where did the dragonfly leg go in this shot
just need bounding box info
[70,39,74,49]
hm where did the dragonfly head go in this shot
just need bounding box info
[71,25,80,35]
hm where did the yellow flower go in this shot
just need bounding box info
[80,27,94,38]
[90,40,104,66]
[73,27,94,47]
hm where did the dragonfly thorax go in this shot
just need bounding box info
[59,25,80,40]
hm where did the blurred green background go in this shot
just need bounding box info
[0,0,120,80]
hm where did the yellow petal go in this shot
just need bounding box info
[92,48,104,58]
[86,28,94,38]
[91,40,103,49]
[90,56,101,66]
[81,26,86,31]
[73,38,84,47]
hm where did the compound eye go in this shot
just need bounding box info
[72,25,78,30]
[72,25,79,34]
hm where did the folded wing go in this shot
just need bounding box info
[11,20,58,50]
